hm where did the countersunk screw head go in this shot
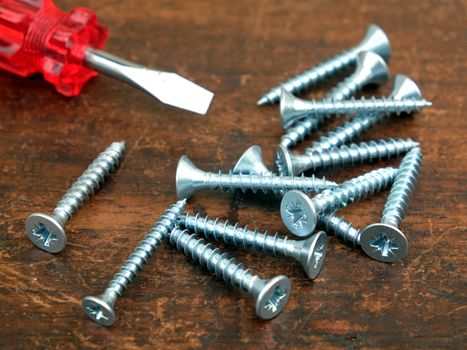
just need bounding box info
[299,231,327,279]
[279,89,302,129]
[233,145,271,175]
[82,295,116,327]
[391,75,422,100]
[275,144,310,176]
[358,24,391,62]
[280,190,317,237]
[359,223,408,262]
[25,213,66,253]
[255,275,291,320]
[356,51,389,86]
[275,144,294,176]
[176,155,205,199]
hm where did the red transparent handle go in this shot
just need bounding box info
[0,0,108,96]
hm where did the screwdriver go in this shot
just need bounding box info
[0,0,214,115]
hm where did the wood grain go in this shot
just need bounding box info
[0,0,465,348]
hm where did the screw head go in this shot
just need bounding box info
[358,24,391,63]
[255,275,291,320]
[359,223,408,262]
[280,190,317,237]
[390,75,422,100]
[299,231,328,280]
[82,295,116,327]
[355,51,389,86]
[25,213,66,253]
[280,89,309,129]
[176,155,205,199]
[275,145,294,176]
[233,145,271,175]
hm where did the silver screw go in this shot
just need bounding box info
[318,214,408,262]
[280,51,389,148]
[176,155,337,199]
[280,167,396,237]
[306,75,424,153]
[169,227,291,320]
[82,199,186,326]
[233,145,273,175]
[257,24,390,105]
[280,96,431,128]
[280,51,389,129]
[25,141,126,253]
[360,147,422,262]
[276,138,419,176]
[181,213,327,280]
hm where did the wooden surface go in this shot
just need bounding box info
[0,0,466,348]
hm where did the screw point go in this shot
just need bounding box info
[257,96,269,106]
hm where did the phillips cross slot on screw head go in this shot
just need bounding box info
[0,0,213,114]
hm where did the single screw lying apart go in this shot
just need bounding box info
[82,200,186,326]
[281,168,396,237]
[280,51,389,148]
[281,96,431,128]
[181,213,327,280]
[233,145,273,175]
[25,142,126,253]
[307,75,423,153]
[169,227,291,319]
[360,147,422,261]
[176,155,337,199]
[257,24,390,105]
[318,214,408,262]
[276,138,419,176]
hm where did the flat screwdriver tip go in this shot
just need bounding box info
[84,49,214,115]
[129,69,214,115]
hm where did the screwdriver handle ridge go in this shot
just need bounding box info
[0,0,108,96]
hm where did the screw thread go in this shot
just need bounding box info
[288,97,430,124]
[303,138,419,172]
[52,142,125,224]
[169,227,259,292]
[312,167,397,214]
[306,113,381,153]
[325,71,367,102]
[181,213,294,257]
[280,70,360,148]
[105,200,186,298]
[318,214,361,247]
[382,147,423,227]
[281,117,323,148]
[261,47,359,105]
[204,171,336,194]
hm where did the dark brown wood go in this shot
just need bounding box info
[0,0,465,348]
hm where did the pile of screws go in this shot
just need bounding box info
[25,24,428,326]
